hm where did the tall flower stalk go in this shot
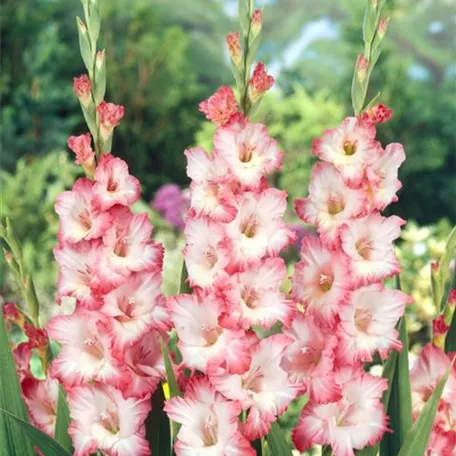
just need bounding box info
[165,1,297,454]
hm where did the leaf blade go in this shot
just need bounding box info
[0,408,72,456]
[146,385,172,456]
[54,386,73,452]
[266,422,293,456]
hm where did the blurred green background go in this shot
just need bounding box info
[1,0,455,334]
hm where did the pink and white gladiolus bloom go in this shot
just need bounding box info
[165,377,255,456]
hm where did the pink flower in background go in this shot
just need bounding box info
[165,377,255,456]
[199,86,239,126]
[97,101,125,139]
[67,384,151,456]
[151,183,190,229]
[73,75,92,107]
[67,133,95,167]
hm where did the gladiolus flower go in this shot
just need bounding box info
[185,147,237,222]
[224,188,294,269]
[292,236,351,323]
[73,74,92,107]
[46,309,127,387]
[22,376,59,437]
[336,283,411,363]
[312,117,379,187]
[248,62,274,103]
[165,377,255,456]
[339,214,405,285]
[281,314,340,403]
[293,367,389,456]
[199,86,239,127]
[168,291,251,374]
[67,384,151,456]
[3,302,24,327]
[214,117,283,187]
[294,162,366,245]
[55,178,113,244]
[363,103,393,124]
[97,101,125,140]
[209,334,297,440]
[92,154,141,211]
[222,257,292,329]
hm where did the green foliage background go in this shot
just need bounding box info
[1,0,455,319]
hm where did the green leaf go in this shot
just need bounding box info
[363,91,381,111]
[179,261,192,294]
[0,408,72,456]
[146,385,172,456]
[55,386,73,452]
[397,360,454,456]
[94,49,106,105]
[266,422,292,456]
[0,305,35,456]
[252,438,263,455]
[322,445,333,456]
[380,315,413,456]
[238,0,250,32]
[160,338,181,399]
[76,17,94,74]
[81,103,98,139]
[88,1,101,44]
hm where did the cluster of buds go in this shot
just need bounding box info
[290,108,413,454]
[165,65,296,452]
[226,5,274,115]
[2,302,59,438]
[45,153,169,455]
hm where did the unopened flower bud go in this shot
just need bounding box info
[24,323,48,350]
[251,9,262,38]
[431,261,439,273]
[378,18,389,39]
[73,74,92,107]
[96,50,105,70]
[67,133,96,175]
[248,62,274,103]
[3,248,12,264]
[97,101,125,140]
[77,17,87,34]
[363,104,393,124]
[226,31,242,67]
[356,55,369,81]
[432,314,450,349]
[3,303,25,328]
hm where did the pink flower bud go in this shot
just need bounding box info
[356,55,369,81]
[198,86,239,126]
[3,248,12,264]
[226,31,242,66]
[248,62,274,103]
[433,315,449,337]
[24,323,48,349]
[3,302,24,327]
[97,101,125,140]
[378,18,389,38]
[362,104,393,124]
[67,133,95,169]
[449,289,456,308]
[251,9,262,37]
[431,261,439,273]
[73,75,92,107]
